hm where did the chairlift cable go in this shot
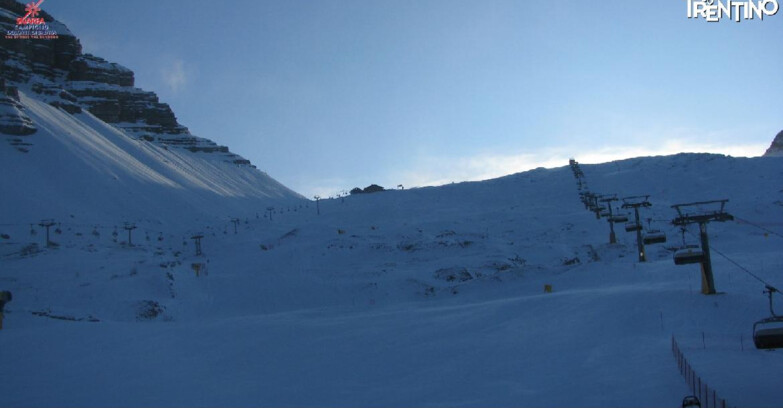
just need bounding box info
[682,228,779,290]
[733,216,783,240]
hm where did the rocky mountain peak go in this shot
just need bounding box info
[0,0,253,163]
[763,130,783,157]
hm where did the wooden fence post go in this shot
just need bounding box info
[705,384,709,408]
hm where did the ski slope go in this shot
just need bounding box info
[0,153,782,407]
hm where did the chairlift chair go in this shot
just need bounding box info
[643,229,667,245]
[609,213,629,223]
[625,221,641,232]
[682,396,701,408]
[753,286,783,349]
[753,318,783,349]
[673,245,704,265]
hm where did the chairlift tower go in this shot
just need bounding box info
[599,195,619,244]
[230,218,240,234]
[580,191,594,210]
[191,234,204,256]
[579,191,589,209]
[569,158,588,192]
[622,196,652,262]
[671,200,734,295]
[123,222,137,246]
[38,219,55,248]
[585,193,603,219]
[574,171,587,190]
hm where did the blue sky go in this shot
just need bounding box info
[41,0,782,197]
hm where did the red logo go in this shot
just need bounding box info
[17,0,46,25]
[5,0,58,40]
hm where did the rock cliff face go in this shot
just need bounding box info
[0,78,36,137]
[763,130,783,157]
[0,0,249,160]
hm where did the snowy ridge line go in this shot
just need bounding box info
[672,336,730,408]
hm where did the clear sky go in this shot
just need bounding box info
[41,0,782,197]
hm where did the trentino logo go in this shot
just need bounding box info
[686,0,780,22]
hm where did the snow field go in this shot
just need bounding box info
[1,147,782,406]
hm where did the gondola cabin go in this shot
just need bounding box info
[643,230,667,245]
[674,245,704,265]
[753,317,783,349]
[625,221,641,232]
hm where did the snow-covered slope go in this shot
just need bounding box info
[3,3,783,407]
[1,153,781,407]
[1,90,303,224]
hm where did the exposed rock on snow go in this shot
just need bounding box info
[67,54,134,87]
[763,130,783,157]
[0,79,35,135]
[434,267,474,282]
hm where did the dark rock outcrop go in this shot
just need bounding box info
[0,94,36,135]
[0,78,36,136]
[350,184,386,195]
[763,130,783,157]
[363,184,385,194]
[67,54,134,87]
[0,0,81,83]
